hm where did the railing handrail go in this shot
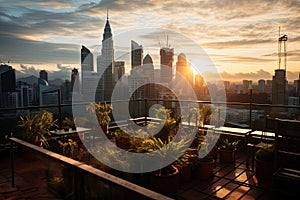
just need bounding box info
[1,99,300,112]
[10,137,173,200]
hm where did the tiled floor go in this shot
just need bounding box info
[0,150,271,200]
[177,151,271,200]
[0,152,62,200]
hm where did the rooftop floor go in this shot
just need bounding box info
[177,151,271,199]
[0,150,271,200]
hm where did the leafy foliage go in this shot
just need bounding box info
[18,111,57,148]
[139,136,189,176]
[86,102,112,125]
[219,138,240,150]
[255,143,274,162]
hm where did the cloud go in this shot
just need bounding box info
[202,39,273,49]
[0,34,80,64]
[0,0,299,80]
[16,63,73,80]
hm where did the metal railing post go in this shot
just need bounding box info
[144,98,147,124]
[57,89,62,129]
[249,89,253,129]
[10,138,15,187]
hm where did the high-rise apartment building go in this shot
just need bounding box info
[0,64,16,108]
[115,61,125,80]
[131,40,143,70]
[272,69,286,104]
[71,68,79,93]
[39,70,48,82]
[81,45,94,72]
[258,79,266,93]
[176,53,193,87]
[97,14,115,101]
[160,47,174,83]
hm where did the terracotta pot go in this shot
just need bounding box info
[116,137,131,150]
[101,124,108,134]
[179,165,191,182]
[195,159,215,180]
[150,165,179,197]
[255,157,274,180]
[219,148,236,163]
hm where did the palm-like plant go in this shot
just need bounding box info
[220,138,240,150]
[86,102,112,126]
[139,137,189,176]
[18,111,57,148]
[153,107,181,141]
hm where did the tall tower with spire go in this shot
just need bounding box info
[97,10,115,102]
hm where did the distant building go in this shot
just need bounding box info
[160,47,174,83]
[194,74,207,100]
[81,45,95,98]
[115,61,125,80]
[39,70,48,82]
[242,80,252,94]
[131,40,143,70]
[61,80,72,104]
[71,68,79,93]
[272,69,286,104]
[0,64,16,108]
[81,45,94,72]
[266,80,272,94]
[97,14,115,101]
[258,79,266,93]
[176,53,193,87]
[294,73,300,98]
[16,82,34,107]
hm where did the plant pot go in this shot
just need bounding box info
[101,124,108,134]
[195,158,215,180]
[150,165,179,197]
[116,137,131,150]
[179,164,191,182]
[219,148,236,163]
[255,157,274,180]
[208,146,219,161]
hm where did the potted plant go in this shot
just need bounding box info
[219,138,240,163]
[139,137,188,197]
[18,111,57,148]
[112,129,131,150]
[62,117,76,131]
[153,107,180,142]
[86,102,112,134]
[255,143,274,180]
[191,134,215,180]
[176,147,197,182]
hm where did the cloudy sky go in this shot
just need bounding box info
[0,0,299,82]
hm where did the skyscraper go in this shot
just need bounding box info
[71,68,79,93]
[115,61,125,80]
[131,40,143,70]
[81,45,94,72]
[160,47,174,83]
[258,79,266,93]
[176,53,193,87]
[272,69,286,104]
[0,64,16,108]
[39,70,48,82]
[97,12,115,102]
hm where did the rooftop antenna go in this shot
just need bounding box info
[278,26,288,71]
[157,36,161,48]
[107,8,109,20]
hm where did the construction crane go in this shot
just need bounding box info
[278,27,288,70]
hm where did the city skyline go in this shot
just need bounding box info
[0,0,300,82]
